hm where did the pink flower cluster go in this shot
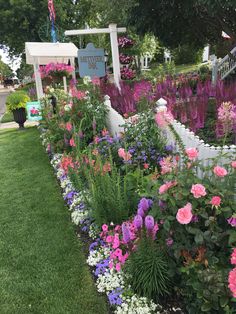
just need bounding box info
[120,67,136,80]
[119,53,134,64]
[118,148,132,161]
[155,111,173,128]
[217,101,236,137]
[185,148,198,161]
[118,36,134,48]
[159,181,177,194]
[133,80,153,102]
[228,248,236,297]
[40,62,74,78]
[160,156,177,175]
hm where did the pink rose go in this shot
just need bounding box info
[191,184,207,198]
[231,161,236,169]
[210,196,221,207]
[231,248,236,265]
[185,148,198,160]
[213,166,228,177]
[159,181,176,194]
[228,268,236,298]
[176,203,193,224]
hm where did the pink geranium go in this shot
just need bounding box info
[210,196,221,207]
[231,248,236,265]
[176,203,193,224]
[185,148,198,160]
[213,166,228,177]
[228,268,236,297]
[191,184,207,198]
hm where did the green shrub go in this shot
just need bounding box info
[6,91,30,112]
[172,44,202,65]
[125,236,171,302]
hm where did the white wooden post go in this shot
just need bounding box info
[64,25,126,89]
[109,24,121,89]
[33,63,44,99]
[63,76,67,93]
[70,58,76,80]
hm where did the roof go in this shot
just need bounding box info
[25,42,78,65]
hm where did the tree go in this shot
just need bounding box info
[0,0,82,55]
[127,0,236,49]
[0,56,13,78]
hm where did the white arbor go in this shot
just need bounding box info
[25,42,78,99]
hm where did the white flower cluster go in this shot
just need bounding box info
[71,210,88,225]
[115,295,160,314]
[96,269,125,293]
[87,246,110,267]
[88,223,99,239]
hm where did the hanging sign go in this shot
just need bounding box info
[26,101,42,121]
[78,43,105,78]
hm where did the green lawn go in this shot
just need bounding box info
[0,127,108,314]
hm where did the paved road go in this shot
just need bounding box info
[0,90,10,119]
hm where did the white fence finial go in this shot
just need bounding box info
[156,98,167,112]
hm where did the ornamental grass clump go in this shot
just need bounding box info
[125,236,171,302]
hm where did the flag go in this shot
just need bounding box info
[222,31,231,39]
[48,0,56,22]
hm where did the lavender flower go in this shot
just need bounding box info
[108,288,123,305]
[133,215,143,229]
[122,222,131,243]
[95,258,110,276]
[138,197,152,212]
[145,215,155,230]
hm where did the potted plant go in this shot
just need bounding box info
[6,91,30,129]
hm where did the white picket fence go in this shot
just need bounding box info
[104,95,236,172]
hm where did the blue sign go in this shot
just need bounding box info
[26,101,42,121]
[78,43,105,78]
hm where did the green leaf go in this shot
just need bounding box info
[201,302,212,312]
[194,232,204,244]
[163,220,170,231]
[220,296,228,308]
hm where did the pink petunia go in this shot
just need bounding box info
[66,122,72,132]
[231,248,236,265]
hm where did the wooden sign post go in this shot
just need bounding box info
[65,24,126,89]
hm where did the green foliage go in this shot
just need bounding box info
[125,236,171,301]
[16,58,34,79]
[79,154,141,226]
[0,56,13,77]
[6,91,30,112]
[180,265,233,313]
[172,44,203,65]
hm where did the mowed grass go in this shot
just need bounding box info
[0,127,108,314]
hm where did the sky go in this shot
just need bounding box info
[0,48,21,74]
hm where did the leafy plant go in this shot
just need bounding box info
[6,91,30,111]
[125,236,171,301]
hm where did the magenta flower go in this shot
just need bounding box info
[227,217,236,227]
[228,268,236,297]
[133,215,143,229]
[166,238,174,246]
[138,198,152,212]
[145,215,155,230]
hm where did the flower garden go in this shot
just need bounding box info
[34,64,236,314]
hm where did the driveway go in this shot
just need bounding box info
[0,89,10,119]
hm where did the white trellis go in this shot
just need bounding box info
[25,42,78,99]
[65,24,126,89]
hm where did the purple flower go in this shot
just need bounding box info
[158,200,166,209]
[137,207,145,217]
[95,258,109,276]
[89,242,98,251]
[108,288,123,305]
[138,197,152,212]
[122,222,131,243]
[165,144,174,152]
[191,215,199,223]
[227,217,236,227]
[79,131,84,139]
[166,237,174,246]
[133,215,143,229]
[145,215,155,230]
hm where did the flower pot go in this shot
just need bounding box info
[12,108,27,129]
